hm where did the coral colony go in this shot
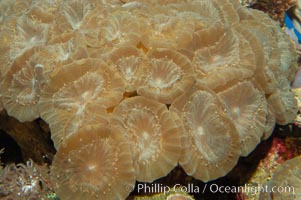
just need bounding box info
[0,0,299,199]
[259,155,301,200]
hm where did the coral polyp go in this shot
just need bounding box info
[0,0,299,199]
[51,125,136,200]
[259,155,301,200]
[112,96,183,182]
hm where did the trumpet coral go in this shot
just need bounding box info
[112,96,183,182]
[39,58,125,148]
[137,49,195,104]
[51,125,136,200]
[108,45,146,92]
[0,0,299,198]
[170,84,240,182]
[0,48,45,122]
[217,81,267,156]
[259,155,301,200]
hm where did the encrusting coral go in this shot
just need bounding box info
[0,0,299,199]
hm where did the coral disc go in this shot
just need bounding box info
[51,125,136,200]
[112,96,183,182]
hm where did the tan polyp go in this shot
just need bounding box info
[137,49,195,104]
[259,155,301,200]
[217,81,267,156]
[239,20,279,94]
[100,11,147,48]
[267,77,298,125]
[212,0,240,25]
[39,58,125,149]
[170,84,240,182]
[0,47,44,122]
[192,27,254,92]
[262,104,276,140]
[108,45,146,92]
[112,96,183,182]
[55,0,94,33]
[51,124,136,200]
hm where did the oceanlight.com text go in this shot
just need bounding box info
[136,183,295,195]
[209,183,295,194]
